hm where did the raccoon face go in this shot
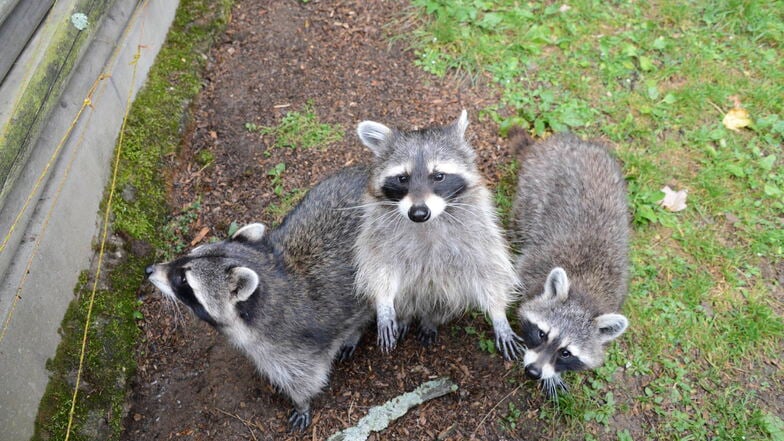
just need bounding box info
[357,110,481,223]
[517,268,628,390]
[146,223,267,328]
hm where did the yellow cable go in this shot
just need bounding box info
[0,0,148,343]
[63,44,143,441]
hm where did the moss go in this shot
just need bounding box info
[0,0,114,206]
[31,1,233,440]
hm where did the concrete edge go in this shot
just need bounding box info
[0,1,179,440]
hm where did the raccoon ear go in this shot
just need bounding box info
[228,267,259,302]
[595,313,628,343]
[453,109,469,138]
[232,223,266,243]
[543,267,570,301]
[357,120,393,156]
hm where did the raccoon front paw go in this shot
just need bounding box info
[337,343,357,362]
[288,408,312,432]
[417,325,438,347]
[495,328,524,361]
[376,318,399,352]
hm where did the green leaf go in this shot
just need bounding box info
[639,55,654,71]
[725,163,746,178]
[761,412,784,441]
[759,154,776,171]
[478,12,503,29]
[764,183,782,197]
[227,221,240,237]
[647,85,660,100]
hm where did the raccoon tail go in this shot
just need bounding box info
[506,126,535,159]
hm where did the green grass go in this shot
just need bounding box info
[31,1,233,440]
[263,162,306,225]
[409,0,783,439]
[246,101,345,151]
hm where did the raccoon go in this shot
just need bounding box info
[510,131,630,396]
[354,110,522,360]
[145,167,374,431]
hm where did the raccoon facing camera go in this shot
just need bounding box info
[510,131,630,397]
[146,167,374,431]
[354,110,523,360]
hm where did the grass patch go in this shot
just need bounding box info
[263,162,306,225]
[31,1,233,440]
[408,0,784,438]
[246,101,345,150]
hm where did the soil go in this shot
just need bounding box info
[122,1,553,439]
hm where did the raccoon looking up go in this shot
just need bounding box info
[146,167,374,431]
[511,131,630,396]
[354,110,522,360]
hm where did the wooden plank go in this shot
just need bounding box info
[0,0,55,84]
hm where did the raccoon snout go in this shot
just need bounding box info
[525,365,542,380]
[145,265,155,277]
[408,205,431,222]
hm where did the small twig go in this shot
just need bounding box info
[706,99,725,115]
[470,384,522,440]
[215,407,258,441]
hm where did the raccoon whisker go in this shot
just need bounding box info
[364,208,402,229]
[162,295,185,330]
[440,210,468,229]
[444,203,482,221]
[337,201,399,211]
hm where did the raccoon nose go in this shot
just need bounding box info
[145,265,154,277]
[525,365,542,380]
[408,205,431,222]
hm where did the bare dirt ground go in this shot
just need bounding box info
[122,1,555,439]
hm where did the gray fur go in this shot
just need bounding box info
[354,111,522,359]
[146,167,374,431]
[512,133,630,395]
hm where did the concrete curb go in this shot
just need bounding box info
[0,1,178,439]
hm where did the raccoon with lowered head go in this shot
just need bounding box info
[511,131,630,396]
[354,110,522,359]
[145,167,373,431]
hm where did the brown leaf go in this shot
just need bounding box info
[190,227,210,246]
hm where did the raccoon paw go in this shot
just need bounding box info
[495,329,525,361]
[397,321,410,340]
[287,408,312,432]
[377,318,399,352]
[337,343,357,362]
[417,326,438,347]
[270,383,284,395]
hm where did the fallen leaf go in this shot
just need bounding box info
[190,227,210,246]
[722,107,751,132]
[659,186,687,212]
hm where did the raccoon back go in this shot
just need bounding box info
[512,133,629,310]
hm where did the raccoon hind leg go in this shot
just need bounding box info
[287,408,312,432]
[416,317,439,347]
[337,327,365,362]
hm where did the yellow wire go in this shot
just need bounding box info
[0,92,99,346]
[63,45,143,441]
[0,89,96,254]
[0,0,148,343]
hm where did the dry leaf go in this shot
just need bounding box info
[190,227,210,246]
[659,186,687,212]
[722,107,751,132]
